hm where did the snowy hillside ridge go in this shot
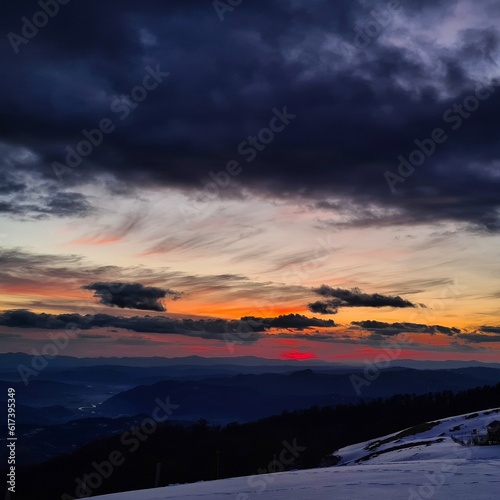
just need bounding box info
[93,408,500,500]
[335,406,500,465]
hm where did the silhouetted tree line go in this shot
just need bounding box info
[10,382,500,499]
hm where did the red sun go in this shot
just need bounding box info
[281,350,317,361]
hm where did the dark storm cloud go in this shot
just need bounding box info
[0,191,91,218]
[351,320,461,336]
[0,310,331,341]
[0,144,92,219]
[43,191,92,217]
[0,1,499,229]
[0,309,75,330]
[350,320,500,345]
[478,326,500,334]
[308,301,338,315]
[76,333,111,339]
[456,326,500,343]
[308,285,419,314]
[1,308,496,344]
[82,282,181,311]
[458,334,500,343]
[0,175,26,195]
[241,313,336,330]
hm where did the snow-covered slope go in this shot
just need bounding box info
[336,407,500,465]
[94,408,500,500]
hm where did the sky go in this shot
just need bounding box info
[0,0,499,362]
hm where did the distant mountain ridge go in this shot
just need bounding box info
[2,352,500,370]
[96,367,500,422]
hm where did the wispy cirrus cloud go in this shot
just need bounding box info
[0,247,309,312]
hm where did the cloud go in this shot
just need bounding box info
[82,282,181,311]
[0,247,310,312]
[0,310,331,342]
[0,174,26,195]
[0,144,92,219]
[457,326,500,343]
[2,309,497,345]
[0,310,76,330]
[0,185,92,219]
[351,320,461,336]
[241,313,336,330]
[308,301,339,315]
[0,332,22,339]
[457,334,500,343]
[477,325,500,334]
[349,320,500,345]
[42,192,93,218]
[0,1,499,230]
[70,211,149,245]
[308,285,420,314]
[115,336,157,345]
[76,333,111,339]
